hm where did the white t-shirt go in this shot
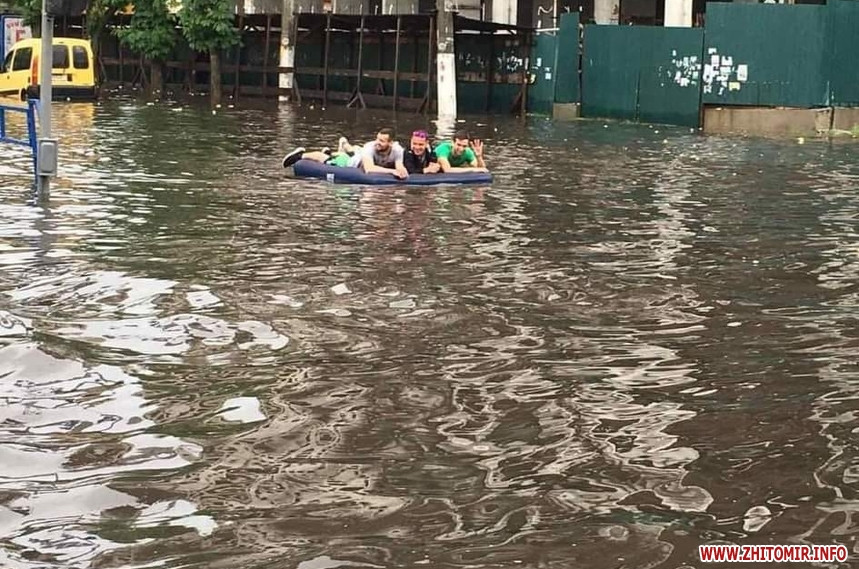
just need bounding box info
[349,141,404,169]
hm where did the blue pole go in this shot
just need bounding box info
[27,99,39,188]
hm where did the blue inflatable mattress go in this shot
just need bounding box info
[292,159,492,186]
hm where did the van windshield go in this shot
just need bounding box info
[52,45,69,69]
[12,47,32,71]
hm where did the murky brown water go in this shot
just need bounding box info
[1,99,858,568]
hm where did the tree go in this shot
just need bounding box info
[11,0,41,29]
[85,0,123,83]
[115,0,177,97]
[178,0,238,107]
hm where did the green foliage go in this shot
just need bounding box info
[11,0,41,28]
[178,0,238,54]
[85,0,123,43]
[115,0,176,62]
[11,0,123,38]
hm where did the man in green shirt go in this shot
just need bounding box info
[434,130,489,173]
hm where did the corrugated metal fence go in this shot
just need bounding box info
[543,1,859,127]
[582,25,703,127]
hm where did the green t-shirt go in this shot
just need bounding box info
[434,141,476,167]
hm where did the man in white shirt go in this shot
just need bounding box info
[349,128,408,179]
[282,128,408,180]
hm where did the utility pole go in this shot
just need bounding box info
[37,0,58,201]
[436,0,457,122]
[279,0,296,101]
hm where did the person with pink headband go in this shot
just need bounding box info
[402,129,441,175]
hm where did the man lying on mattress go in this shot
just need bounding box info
[282,128,408,179]
[433,130,488,174]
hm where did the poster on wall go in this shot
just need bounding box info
[1,16,33,61]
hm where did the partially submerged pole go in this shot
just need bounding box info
[37,0,57,200]
[520,29,531,116]
[393,15,401,112]
[347,15,366,108]
[279,0,297,100]
[262,14,272,95]
[233,12,244,100]
[435,0,457,121]
[423,14,434,114]
[485,28,493,112]
[322,12,332,107]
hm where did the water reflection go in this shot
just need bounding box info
[1,99,858,568]
[0,341,210,568]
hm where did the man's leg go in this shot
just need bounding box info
[282,148,332,168]
[302,151,331,163]
[338,137,356,155]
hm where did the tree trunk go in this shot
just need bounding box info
[150,60,164,99]
[209,50,222,107]
[91,35,102,84]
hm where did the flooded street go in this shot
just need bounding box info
[1,99,858,568]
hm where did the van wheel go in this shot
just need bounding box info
[19,89,27,101]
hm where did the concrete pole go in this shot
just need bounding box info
[436,0,457,121]
[38,0,53,199]
[664,0,692,27]
[279,0,296,101]
[594,0,619,24]
[492,0,516,25]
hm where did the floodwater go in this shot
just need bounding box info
[1,98,858,569]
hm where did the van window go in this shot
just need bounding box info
[72,46,89,69]
[2,50,13,73]
[12,47,32,71]
[53,45,69,68]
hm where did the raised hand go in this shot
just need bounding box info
[470,138,484,157]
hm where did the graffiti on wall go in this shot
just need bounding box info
[702,47,749,97]
[668,50,701,88]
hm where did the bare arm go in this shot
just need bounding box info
[361,148,408,179]
[394,158,408,179]
[362,153,396,175]
[438,157,487,174]
[472,139,487,169]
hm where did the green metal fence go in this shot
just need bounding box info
[554,12,580,105]
[581,26,640,122]
[637,26,704,126]
[534,1,859,124]
[827,0,859,107]
[456,31,526,114]
[703,3,828,108]
[581,25,703,127]
[528,32,558,114]
[289,3,859,120]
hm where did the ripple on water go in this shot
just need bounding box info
[1,101,858,568]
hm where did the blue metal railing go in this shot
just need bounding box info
[0,99,39,188]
